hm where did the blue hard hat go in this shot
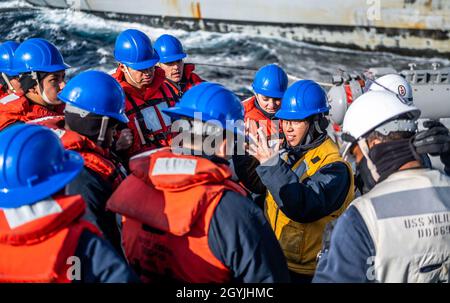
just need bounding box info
[0,41,20,77]
[154,34,187,64]
[276,80,329,120]
[58,70,129,123]
[252,64,288,99]
[0,124,84,208]
[114,29,159,70]
[12,38,70,74]
[163,82,244,135]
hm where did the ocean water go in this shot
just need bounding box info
[1,0,449,97]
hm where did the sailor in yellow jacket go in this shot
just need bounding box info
[249,80,354,283]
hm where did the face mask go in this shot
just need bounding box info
[356,157,377,194]
[368,138,417,182]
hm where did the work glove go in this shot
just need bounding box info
[412,120,450,175]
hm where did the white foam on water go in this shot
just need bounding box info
[35,7,187,40]
[3,0,450,92]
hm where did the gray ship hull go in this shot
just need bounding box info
[25,0,450,56]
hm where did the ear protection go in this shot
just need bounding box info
[313,114,330,134]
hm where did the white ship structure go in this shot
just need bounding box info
[25,0,450,56]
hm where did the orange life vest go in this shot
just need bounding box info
[0,195,100,283]
[243,96,281,139]
[107,148,247,283]
[163,63,203,100]
[112,67,178,157]
[32,116,126,190]
[0,96,64,131]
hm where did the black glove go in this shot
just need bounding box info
[412,120,450,156]
[413,120,450,175]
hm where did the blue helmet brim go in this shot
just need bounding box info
[0,150,84,208]
[58,97,129,124]
[275,107,330,120]
[14,63,71,74]
[159,53,187,64]
[118,56,159,71]
[252,86,285,99]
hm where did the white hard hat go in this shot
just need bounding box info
[342,90,421,143]
[367,74,413,104]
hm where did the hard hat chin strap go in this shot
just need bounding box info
[124,65,140,87]
[97,116,110,146]
[31,71,61,105]
[357,138,380,182]
[1,73,15,93]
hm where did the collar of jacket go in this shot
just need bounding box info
[112,66,167,100]
[283,133,328,160]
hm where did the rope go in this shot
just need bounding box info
[286,74,333,87]
[190,62,259,72]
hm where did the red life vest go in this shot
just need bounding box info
[112,67,178,157]
[163,63,203,100]
[32,116,126,190]
[0,195,100,283]
[107,148,247,283]
[243,96,281,139]
[0,96,64,131]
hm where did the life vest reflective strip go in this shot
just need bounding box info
[0,93,20,104]
[265,138,355,275]
[0,195,100,283]
[107,149,246,282]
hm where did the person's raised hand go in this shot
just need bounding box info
[248,126,281,166]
